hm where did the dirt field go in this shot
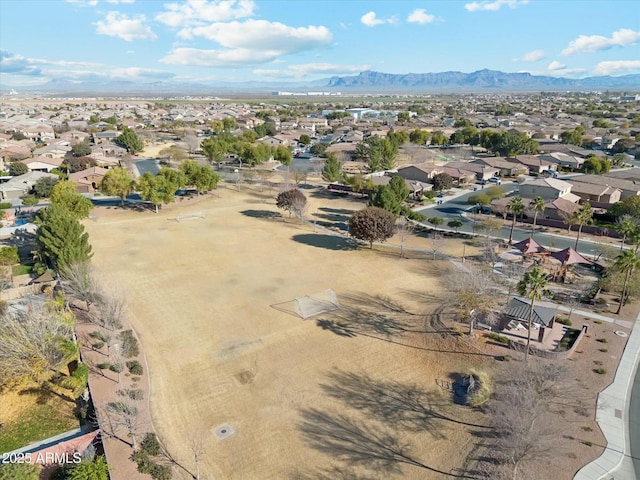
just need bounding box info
[85,185,488,479]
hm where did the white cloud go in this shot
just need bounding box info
[162,19,332,66]
[95,11,157,41]
[64,0,99,5]
[593,60,640,76]
[547,60,565,71]
[360,11,396,27]
[513,50,544,62]
[253,63,370,79]
[156,0,254,28]
[106,0,136,3]
[407,9,436,24]
[465,0,528,12]
[562,28,640,55]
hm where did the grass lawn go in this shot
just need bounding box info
[0,389,78,453]
[11,264,32,276]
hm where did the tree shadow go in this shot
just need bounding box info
[320,370,490,434]
[315,212,351,222]
[291,465,379,480]
[319,207,356,215]
[316,319,357,337]
[298,408,475,478]
[239,209,282,220]
[291,234,357,251]
[315,220,349,231]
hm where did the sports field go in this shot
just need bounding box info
[85,185,485,479]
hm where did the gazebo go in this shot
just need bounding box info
[549,247,592,282]
[513,237,548,257]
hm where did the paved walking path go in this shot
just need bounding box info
[574,310,640,480]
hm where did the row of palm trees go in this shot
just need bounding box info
[505,195,594,250]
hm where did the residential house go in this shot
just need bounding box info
[539,152,585,170]
[20,156,63,173]
[518,178,580,202]
[542,197,581,222]
[91,131,118,145]
[473,157,528,177]
[370,175,432,199]
[572,174,640,199]
[566,181,621,207]
[445,161,499,181]
[511,155,556,174]
[69,166,108,193]
[34,143,72,159]
[397,164,443,183]
[20,124,55,143]
[0,171,58,200]
[440,166,477,186]
[601,135,620,151]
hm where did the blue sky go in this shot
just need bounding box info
[1,0,639,86]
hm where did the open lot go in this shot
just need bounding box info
[85,186,488,479]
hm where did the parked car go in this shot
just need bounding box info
[487,177,502,184]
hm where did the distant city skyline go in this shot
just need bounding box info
[1,0,639,87]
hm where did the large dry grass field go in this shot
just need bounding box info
[85,186,488,479]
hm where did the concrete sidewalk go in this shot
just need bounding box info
[574,310,640,480]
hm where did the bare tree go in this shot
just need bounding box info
[189,436,205,480]
[441,263,501,334]
[426,232,445,260]
[292,169,308,186]
[60,261,101,311]
[395,217,415,258]
[95,286,127,332]
[104,401,144,449]
[484,362,577,480]
[184,135,201,155]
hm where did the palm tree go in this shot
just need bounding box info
[516,267,549,363]
[507,196,525,244]
[571,202,593,251]
[616,215,638,252]
[614,249,640,314]
[529,196,546,238]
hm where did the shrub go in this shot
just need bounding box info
[0,202,12,210]
[485,332,510,345]
[593,320,603,325]
[141,432,162,456]
[130,451,153,474]
[466,370,492,407]
[598,348,608,353]
[21,194,39,206]
[92,341,105,350]
[582,426,593,432]
[119,329,140,358]
[593,368,607,375]
[596,338,608,343]
[582,441,594,447]
[97,362,111,370]
[117,388,144,401]
[126,360,143,375]
[0,462,40,480]
[149,463,172,480]
[556,317,572,326]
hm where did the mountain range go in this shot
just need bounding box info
[2,69,639,96]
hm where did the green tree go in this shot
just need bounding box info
[201,137,227,163]
[100,167,135,206]
[582,156,602,174]
[396,111,410,124]
[0,246,19,265]
[430,132,448,146]
[157,167,186,189]
[517,267,550,362]
[614,250,640,314]
[409,129,429,145]
[8,162,28,176]
[65,456,109,480]
[62,156,97,173]
[34,176,60,198]
[179,160,220,194]
[0,462,40,480]
[468,193,491,206]
[610,196,640,220]
[116,127,143,154]
[222,117,238,132]
[432,173,453,191]
[448,219,463,233]
[310,142,329,156]
[349,207,396,249]
[21,194,38,206]
[529,196,546,238]
[36,204,92,270]
[274,145,292,169]
[299,134,311,145]
[50,180,94,219]
[616,215,639,251]
[138,172,178,213]
[388,176,409,202]
[507,196,525,244]
[560,128,583,147]
[571,202,593,251]
[321,153,343,182]
[428,217,444,231]
[71,140,92,157]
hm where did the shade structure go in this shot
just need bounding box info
[513,237,548,255]
[549,247,591,266]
